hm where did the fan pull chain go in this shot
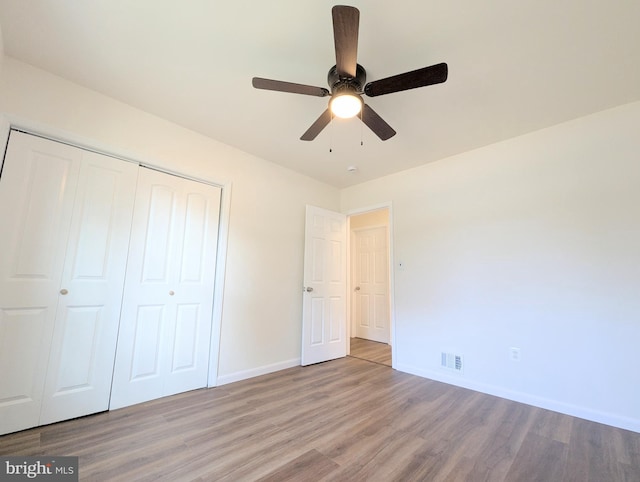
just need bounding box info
[360,109,364,146]
[329,111,334,153]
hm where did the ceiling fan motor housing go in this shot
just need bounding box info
[328,63,367,94]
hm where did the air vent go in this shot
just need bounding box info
[441,352,463,373]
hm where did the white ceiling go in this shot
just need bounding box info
[1,1,639,188]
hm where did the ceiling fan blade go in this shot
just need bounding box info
[332,5,359,78]
[300,109,332,141]
[364,63,448,97]
[361,104,396,141]
[252,77,330,97]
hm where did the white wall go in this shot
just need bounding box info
[350,209,389,230]
[0,56,340,382]
[0,23,4,67]
[341,102,640,432]
[0,25,4,78]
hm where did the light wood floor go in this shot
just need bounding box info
[1,357,639,481]
[349,337,392,366]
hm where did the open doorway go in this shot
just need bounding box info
[348,207,392,367]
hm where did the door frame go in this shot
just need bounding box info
[346,202,396,367]
[0,114,231,388]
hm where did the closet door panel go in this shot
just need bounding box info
[180,193,209,282]
[165,181,220,396]
[111,168,221,409]
[0,308,48,433]
[172,303,200,371]
[54,306,102,389]
[130,304,165,381]
[40,152,138,425]
[0,132,81,434]
[141,184,175,283]
[110,169,179,409]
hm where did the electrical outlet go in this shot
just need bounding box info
[509,347,521,362]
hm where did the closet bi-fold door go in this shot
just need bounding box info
[0,131,138,434]
[39,148,138,425]
[110,167,221,410]
[0,132,81,434]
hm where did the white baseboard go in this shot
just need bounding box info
[395,363,640,434]
[215,358,301,386]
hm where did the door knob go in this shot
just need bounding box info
[60,289,68,295]
[169,290,175,296]
[305,287,313,292]
[354,286,361,291]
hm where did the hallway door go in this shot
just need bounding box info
[353,226,390,344]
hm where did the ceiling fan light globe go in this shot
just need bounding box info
[330,94,362,119]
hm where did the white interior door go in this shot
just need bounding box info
[301,205,347,366]
[0,131,81,434]
[353,226,390,344]
[39,151,138,425]
[110,167,221,410]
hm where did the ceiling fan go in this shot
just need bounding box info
[252,5,448,141]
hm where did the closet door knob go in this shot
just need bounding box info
[169,290,175,296]
[60,289,69,295]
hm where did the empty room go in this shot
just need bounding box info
[0,1,639,480]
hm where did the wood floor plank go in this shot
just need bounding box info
[0,430,41,455]
[565,417,628,481]
[323,430,428,481]
[257,449,339,482]
[349,337,391,366]
[1,356,638,481]
[611,423,640,467]
[529,406,573,444]
[504,432,568,481]
[469,400,537,480]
